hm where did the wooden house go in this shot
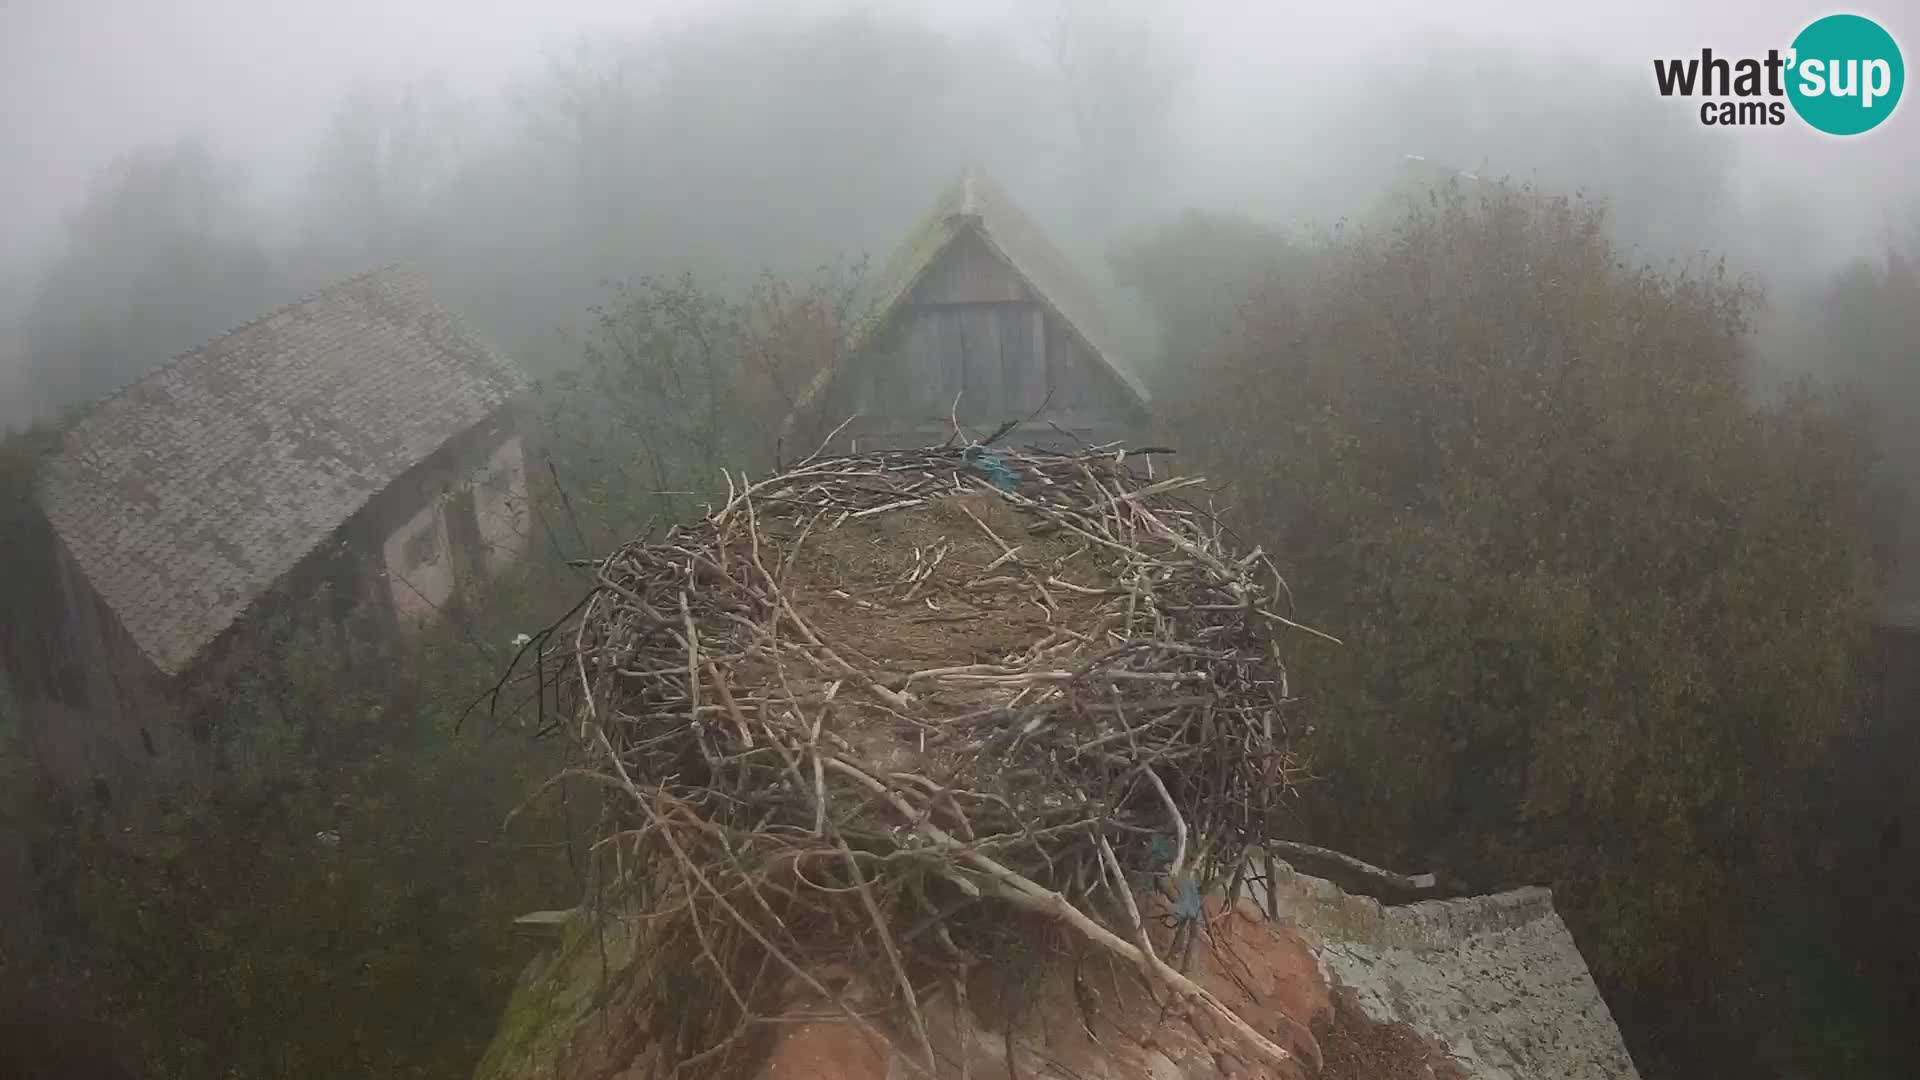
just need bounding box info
[783,168,1150,454]
[1,265,531,786]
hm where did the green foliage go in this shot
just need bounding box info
[4,569,578,1080]
[1149,182,1879,985]
[1803,245,1920,618]
[2,264,846,1076]
[538,266,858,544]
[1111,209,1319,370]
[1717,886,1911,1077]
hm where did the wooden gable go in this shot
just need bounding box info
[786,168,1149,454]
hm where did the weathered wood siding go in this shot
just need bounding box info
[1044,314,1140,425]
[820,229,1144,451]
[909,230,1032,305]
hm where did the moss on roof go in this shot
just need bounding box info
[849,177,970,358]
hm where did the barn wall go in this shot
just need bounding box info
[363,405,529,632]
[1043,314,1140,424]
[385,502,456,625]
[474,436,532,576]
[815,228,1146,454]
[13,531,182,788]
[191,403,529,658]
[0,503,87,709]
[909,230,1033,305]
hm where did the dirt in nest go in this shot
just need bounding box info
[1317,987,1468,1080]
[777,491,1113,674]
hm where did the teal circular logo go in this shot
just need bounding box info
[1787,14,1904,135]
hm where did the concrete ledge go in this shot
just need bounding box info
[1264,864,1640,1080]
[1261,863,1559,951]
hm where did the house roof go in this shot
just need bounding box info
[789,167,1149,430]
[36,264,527,676]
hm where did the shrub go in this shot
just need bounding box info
[537,266,859,545]
[2,564,579,1079]
[1148,181,1878,984]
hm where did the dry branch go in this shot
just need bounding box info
[540,444,1329,1075]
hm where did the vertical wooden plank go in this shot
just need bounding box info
[907,308,962,423]
[1043,311,1131,421]
[999,303,1044,416]
[902,313,933,418]
[1027,304,1050,417]
[1044,312,1081,414]
[878,281,1142,438]
[935,309,966,419]
[848,328,889,416]
[911,232,1032,304]
[961,306,1003,423]
[1032,304,1049,414]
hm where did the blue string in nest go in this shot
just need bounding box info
[961,446,1021,492]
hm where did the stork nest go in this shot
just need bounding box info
[540,444,1331,1077]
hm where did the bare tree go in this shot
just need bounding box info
[298,75,473,275]
[1038,0,1186,243]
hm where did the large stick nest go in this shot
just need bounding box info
[550,445,1329,1077]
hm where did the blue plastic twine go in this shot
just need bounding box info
[1174,876,1204,920]
[962,446,1020,492]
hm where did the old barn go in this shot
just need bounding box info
[2,265,531,785]
[784,167,1150,453]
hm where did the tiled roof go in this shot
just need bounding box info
[37,265,527,675]
[789,166,1149,426]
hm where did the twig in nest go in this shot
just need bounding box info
[546,444,1340,1075]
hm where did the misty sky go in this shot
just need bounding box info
[5,0,1913,258]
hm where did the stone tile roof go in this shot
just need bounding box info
[788,166,1149,428]
[37,265,527,676]
[1267,867,1642,1080]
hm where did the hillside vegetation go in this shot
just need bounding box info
[1122,182,1890,1070]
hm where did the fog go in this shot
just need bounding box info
[2,0,1916,427]
[6,5,1920,1073]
